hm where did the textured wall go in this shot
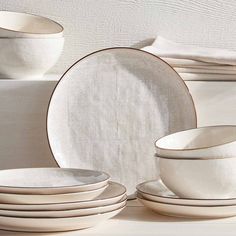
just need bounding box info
[1,0,236,73]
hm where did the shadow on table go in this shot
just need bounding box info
[115,205,211,223]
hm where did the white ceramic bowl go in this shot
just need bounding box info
[158,155,236,199]
[155,125,236,158]
[0,11,63,38]
[0,37,64,79]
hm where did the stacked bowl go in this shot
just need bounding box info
[0,11,64,79]
[0,168,126,232]
[137,125,236,218]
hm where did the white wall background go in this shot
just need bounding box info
[1,0,236,73]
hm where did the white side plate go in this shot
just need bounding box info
[0,185,107,204]
[137,180,236,206]
[0,197,126,218]
[138,196,236,219]
[0,168,109,194]
[0,181,126,210]
[0,207,125,232]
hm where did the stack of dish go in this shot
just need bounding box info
[0,11,64,79]
[0,168,126,232]
[137,125,236,218]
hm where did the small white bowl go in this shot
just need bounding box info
[155,125,236,158]
[0,11,63,38]
[155,125,236,199]
[158,155,236,199]
[0,37,64,79]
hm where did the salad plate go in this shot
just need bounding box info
[137,180,236,206]
[138,195,236,219]
[0,196,126,218]
[0,182,126,211]
[0,168,109,194]
[0,185,107,204]
[0,207,125,232]
[47,47,197,194]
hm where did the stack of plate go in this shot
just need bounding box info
[0,168,126,232]
[137,126,236,219]
[137,180,236,219]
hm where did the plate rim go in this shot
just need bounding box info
[0,167,110,190]
[137,180,236,202]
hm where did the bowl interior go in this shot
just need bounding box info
[155,126,236,151]
[0,11,63,34]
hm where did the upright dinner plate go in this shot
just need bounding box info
[0,207,125,232]
[0,168,109,194]
[47,47,197,194]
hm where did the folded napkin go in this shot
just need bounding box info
[163,58,236,70]
[142,37,236,81]
[143,37,236,65]
[175,67,236,75]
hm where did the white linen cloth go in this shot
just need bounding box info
[143,37,236,65]
[142,37,236,81]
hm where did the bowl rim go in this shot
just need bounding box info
[155,125,236,153]
[155,153,236,160]
[0,11,64,35]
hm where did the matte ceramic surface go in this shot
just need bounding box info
[138,196,236,219]
[0,182,126,211]
[0,11,63,38]
[0,185,107,204]
[137,180,236,206]
[0,37,64,79]
[0,207,125,232]
[0,168,109,194]
[0,197,126,218]
[155,125,236,158]
[47,47,197,195]
[159,156,236,199]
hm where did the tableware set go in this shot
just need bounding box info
[0,168,127,232]
[0,11,64,79]
[2,9,236,231]
[137,125,236,218]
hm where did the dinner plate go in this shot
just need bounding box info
[137,180,236,206]
[138,196,236,219]
[0,168,109,194]
[0,185,107,204]
[47,47,197,194]
[0,206,125,232]
[0,182,126,210]
[0,196,126,218]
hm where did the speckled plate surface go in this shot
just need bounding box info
[47,47,197,195]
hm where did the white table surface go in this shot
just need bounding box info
[0,200,236,236]
[1,77,236,235]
